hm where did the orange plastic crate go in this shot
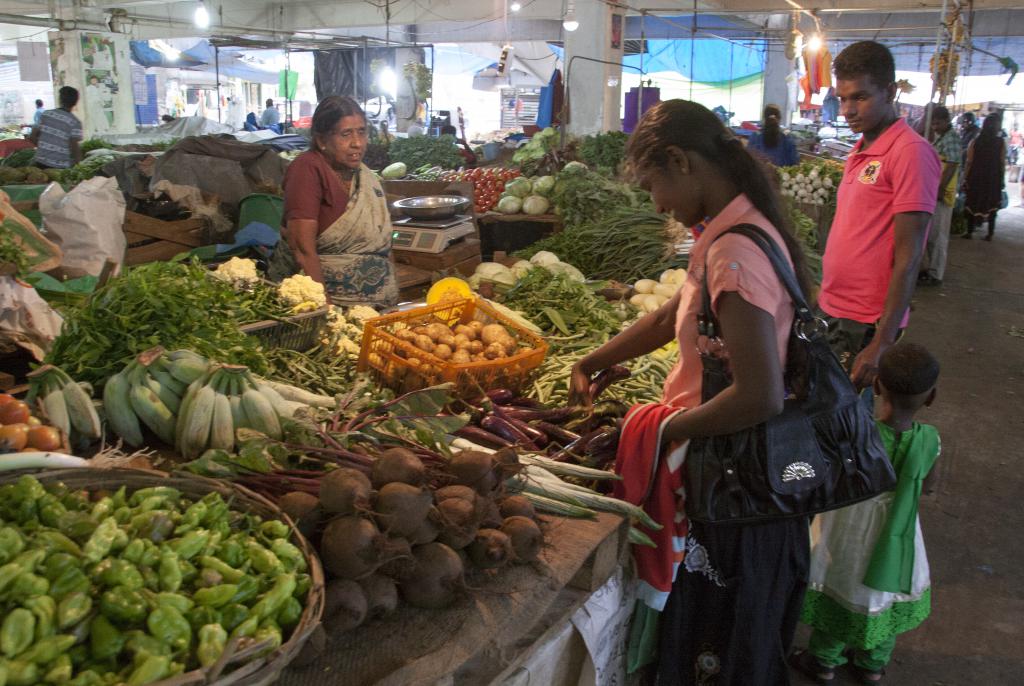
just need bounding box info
[358,297,548,397]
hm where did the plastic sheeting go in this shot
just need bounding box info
[98,116,234,146]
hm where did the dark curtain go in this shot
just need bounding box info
[313,48,396,102]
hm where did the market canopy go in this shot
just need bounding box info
[130,39,280,84]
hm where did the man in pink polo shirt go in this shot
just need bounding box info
[818,41,941,390]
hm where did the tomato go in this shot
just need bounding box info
[0,423,29,451]
[27,425,62,451]
[0,401,30,425]
[0,393,15,407]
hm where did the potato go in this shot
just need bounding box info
[480,324,511,346]
[437,333,457,348]
[453,333,471,349]
[426,323,450,341]
[653,283,678,300]
[454,324,477,340]
[468,340,484,355]
[634,279,657,294]
[396,328,417,342]
[484,342,505,360]
[414,335,435,352]
[413,326,431,337]
[434,344,453,360]
[467,321,485,334]
[451,349,471,364]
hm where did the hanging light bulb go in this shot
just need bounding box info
[194,2,210,30]
[807,34,823,52]
[510,1,522,11]
[563,1,579,32]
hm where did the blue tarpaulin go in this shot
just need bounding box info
[130,40,280,84]
[623,39,764,84]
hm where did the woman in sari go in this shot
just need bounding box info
[269,96,399,307]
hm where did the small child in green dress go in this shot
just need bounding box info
[792,342,941,684]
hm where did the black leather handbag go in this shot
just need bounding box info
[684,224,896,524]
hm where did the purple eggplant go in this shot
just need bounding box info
[504,416,549,449]
[455,426,513,449]
[481,414,538,450]
[485,389,516,405]
[531,421,580,447]
[500,406,577,424]
[509,396,546,409]
[589,365,631,400]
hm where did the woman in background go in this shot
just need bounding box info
[962,113,1007,241]
[748,104,800,167]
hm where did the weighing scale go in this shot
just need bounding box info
[391,214,476,253]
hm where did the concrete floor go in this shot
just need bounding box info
[791,181,1024,685]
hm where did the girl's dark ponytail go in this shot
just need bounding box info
[628,100,814,302]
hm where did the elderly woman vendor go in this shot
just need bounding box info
[269,96,399,307]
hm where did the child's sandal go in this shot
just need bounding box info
[788,650,836,685]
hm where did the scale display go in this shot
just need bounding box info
[391,221,475,254]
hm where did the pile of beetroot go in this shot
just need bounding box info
[278,445,545,634]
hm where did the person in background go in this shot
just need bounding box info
[748,104,799,167]
[28,86,82,170]
[962,113,1007,241]
[919,106,961,287]
[378,121,393,146]
[260,98,280,130]
[817,41,940,389]
[405,120,425,137]
[32,99,44,126]
[793,343,941,686]
[160,114,175,123]
[571,99,813,685]
[821,88,839,125]
[958,112,980,170]
[267,96,398,307]
[440,123,477,166]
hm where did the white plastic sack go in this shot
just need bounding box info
[0,276,64,361]
[40,176,127,279]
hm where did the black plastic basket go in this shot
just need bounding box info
[239,307,328,352]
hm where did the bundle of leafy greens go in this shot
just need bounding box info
[47,258,276,386]
[576,131,629,175]
[387,134,463,170]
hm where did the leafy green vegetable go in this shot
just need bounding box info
[0,221,29,276]
[512,127,564,177]
[55,154,115,187]
[577,131,629,175]
[518,205,686,284]
[47,258,276,386]
[499,268,622,347]
[79,139,110,155]
[0,149,36,168]
[387,135,462,171]
[549,166,653,229]
[785,200,822,282]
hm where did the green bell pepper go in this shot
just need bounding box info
[57,592,93,630]
[89,615,125,661]
[99,586,148,626]
[1,609,35,657]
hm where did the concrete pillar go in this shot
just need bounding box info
[762,14,795,124]
[563,0,625,135]
[48,30,136,138]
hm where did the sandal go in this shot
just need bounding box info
[847,662,885,684]
[788,650,836,685]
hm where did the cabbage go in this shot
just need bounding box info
[496,196,523,214]
[561,161,588,174]
[488,271,517,287]
[545,261,585,282]
[522,195,550,215]
[510,260,534,279]
[505,177,533,198]
[532,175,555,196]
[475,262,514,279]
[381,162,407,179]
[529,250,561,267]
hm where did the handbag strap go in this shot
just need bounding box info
[698,223,814,339]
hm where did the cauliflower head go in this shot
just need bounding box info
[212,257,260,287]
[278,274,327,311]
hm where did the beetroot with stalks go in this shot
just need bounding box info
[498,495,536,521]
[358,574,399,620]
[399,542,464,609]
[371,447,426,488]
[323,579,368,632]
[378,537,415,579]
[501,516,543,562]
[435,497,480,550]
[279,491,323,540]
[320,516,396,579]
[319,468,372,515]
[374,482,434,538]
[408,514,440,545]
[479,499,503,529]
[435,485,478,504]
[493,447,521,472]
[448,450,499,494]
[291,624,326,667]
[467,528,512,569]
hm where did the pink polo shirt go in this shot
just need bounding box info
[662,195,795,410]
[818,118,940,325]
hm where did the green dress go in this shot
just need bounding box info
[801,421,940,649]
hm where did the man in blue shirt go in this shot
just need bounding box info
[32,99,44,125]
[259,99,280,131]
[29,87,82,169]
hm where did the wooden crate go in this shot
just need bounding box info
[123,211,204,265]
